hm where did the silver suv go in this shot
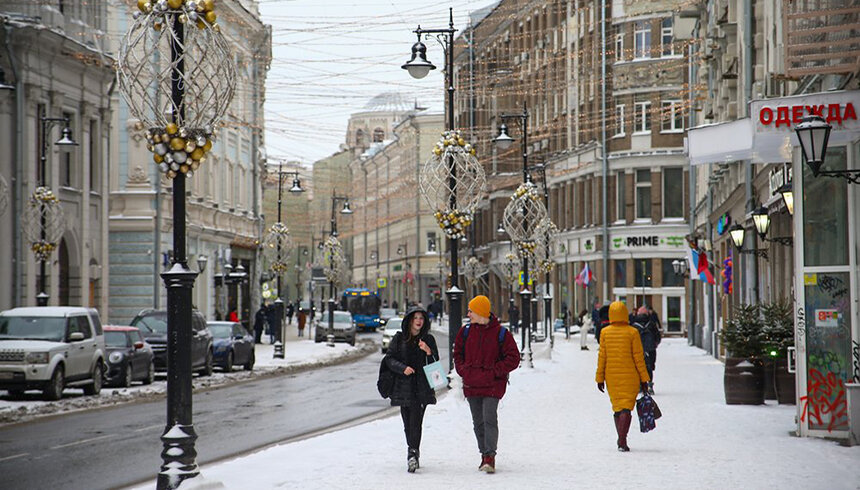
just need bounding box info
[0,307,106,400]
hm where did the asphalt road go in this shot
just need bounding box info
[0,330,449,490]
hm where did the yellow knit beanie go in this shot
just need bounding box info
[468,295,491,319]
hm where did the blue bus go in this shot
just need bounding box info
[340,288,381,332]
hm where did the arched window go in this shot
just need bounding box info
[355,129,365,147]
[372,128,384,143]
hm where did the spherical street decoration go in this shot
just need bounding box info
[534,219,559,274]
[420,130,487,239]
[320,236,348,285]
[22,187,66,261]
[0,174,8,217]
[262,222,293,274]
[502,181,548,259]
[462,256,489,286]
[499,252,519,285]
[118,0,235,180]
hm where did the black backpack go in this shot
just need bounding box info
[377,358,394,398]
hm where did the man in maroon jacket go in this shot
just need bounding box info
[453,295,520,474]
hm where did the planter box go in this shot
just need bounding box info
[724,357,765,405]
[774,357,796,405]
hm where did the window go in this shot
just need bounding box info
[634,101,651,134]
[61,112,73,187]
[355,129,364,147]
[427,232,437,253]
[615,104,626,136]
[635,169,651,219]
[661,100,684,132]
[634,259,652,287]
[661,18,674,56]
[662,259,684,287]
[614,259,627,287]
[663,167,684,218]
[372,128,384,143]
[616,171,626,221]
[634,21,651,59]
[615,33,624,62]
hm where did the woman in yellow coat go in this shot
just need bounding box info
[595,301,650,451]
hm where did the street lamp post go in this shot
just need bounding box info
[327,192,352,347]
[34,109,77,306]
[403,8,465,373]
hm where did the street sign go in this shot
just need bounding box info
[377,278,387,288]
[518,271,533,286]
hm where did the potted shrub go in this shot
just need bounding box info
[720,303,765,405]
[761,299,796,404]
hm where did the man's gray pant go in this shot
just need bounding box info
[468,396,500,456]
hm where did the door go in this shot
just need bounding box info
[65,316,92,377]
[665,296,683,333]
[191,315,206,367]
[233,324,250,363]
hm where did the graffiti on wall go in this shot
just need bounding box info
[800,368,849,432]
[795,306,806,355]
[853,341,860,384]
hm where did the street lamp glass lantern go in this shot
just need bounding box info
[729,224,746,249]
[197,254,208,273]
[752,206,771,239]
[401,40,436,79]
[55,126,79,148]
[289,178,304,193]
[340,201,353,214]
[777,182,794,215]
[496,222,506,235]
[493,123,515,150]
[795,115,832,175]
[672,259,681,275]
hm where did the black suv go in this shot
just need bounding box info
[130,309,214,376]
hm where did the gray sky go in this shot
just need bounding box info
[258,0,497,165]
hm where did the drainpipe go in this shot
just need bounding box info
[744,0,758,304]
[688,22,699,344]
[600,0,609,302]
[4,20,23,307]
[410,116,421,305]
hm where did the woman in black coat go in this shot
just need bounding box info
[383,306,438,473]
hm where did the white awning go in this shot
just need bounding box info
[686,118,754,166]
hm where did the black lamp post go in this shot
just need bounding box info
[327,192,352,347]
[403,8,462,372]
[494,102,533,364]
[36,108,78,306]
[397,243,409,308]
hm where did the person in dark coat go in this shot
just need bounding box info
[285,302,295,325]
[382,306,438,473]
[253,304,266,344]
[633,306,662,393]
[509,303,520,333]
[453,295,520,474]
[265,304,279,344]
[594,303,610,344]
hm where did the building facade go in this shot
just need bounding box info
[107,1,271,324]
[0,4,114,313]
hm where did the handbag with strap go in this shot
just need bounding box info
[422,355,447,391]
[635,393,662,433]
[377,358,395,398]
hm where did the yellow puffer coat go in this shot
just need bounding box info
[595,323,650,412]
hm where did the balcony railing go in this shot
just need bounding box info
[784,0,860,77]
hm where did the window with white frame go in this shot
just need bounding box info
[615,103,626,136]
[616,171,626,221]
[634,101,651,134]
[661,100,684,132]
[663,167,684,218]
[661,18,674,57]
[635,169,651,219]
[615,32,624,62]
[634,21,651,59]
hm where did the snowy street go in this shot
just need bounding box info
[134,336,860,489]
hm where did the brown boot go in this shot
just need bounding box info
[617,410,632,451]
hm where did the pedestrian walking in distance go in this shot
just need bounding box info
[382,306,438,473]
[595,301,650,452]
[631,305,661,394]
[453,295,520,474]
[253,303,266,344]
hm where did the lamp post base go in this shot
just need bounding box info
[156,424,199,490]
[272,341,284,359]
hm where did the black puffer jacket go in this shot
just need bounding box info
[383,306,438,407]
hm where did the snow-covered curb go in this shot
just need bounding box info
[0,339,377,427]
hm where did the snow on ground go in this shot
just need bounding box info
[131,336,860,490]
[0,323,375,426]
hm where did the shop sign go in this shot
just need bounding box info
[815,309,839,327]
[752,92,859,133]
[768,165,792,196]
[612,235,686,249]
[716,214,731,235]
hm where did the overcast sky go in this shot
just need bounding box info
[258,0,497,165]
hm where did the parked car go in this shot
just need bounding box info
[314,310,356,345]
[207,321,255,372]
[103,326,155,387]
[0,306,106,400]
[130,309,214,376]
[381,317,402,353]
[379,308,397,327]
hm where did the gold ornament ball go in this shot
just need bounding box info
[166,123,178,135]
[191,148,205,161]
[168,0,183,8]
[205,11,217,24]
[169,137,186,151]
[196,19,206,29]
[185,141,197,153]
[180,164,190,174]
[153,154,164,164]
[167,170,177,179]
[458,138,465,146]
[153,22,163,31]
[202,139,212,152]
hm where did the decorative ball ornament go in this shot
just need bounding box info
[503,181,548,258]
[533,219,559,273]
[118,0,235,180]
[22,187,66,261]
[262,222,293,274]
[497,252,519,285]
[463,256,489,286]
[419,130,486,239]
[320,236,348,285]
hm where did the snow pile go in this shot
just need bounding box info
[133,338,860,489]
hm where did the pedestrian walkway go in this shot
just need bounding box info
[135,336,860,489]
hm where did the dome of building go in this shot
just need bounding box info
[362,92,413,113]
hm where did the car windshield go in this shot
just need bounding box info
[386,318,402,332]
[131,313,168,334]
[0,316,67,341]
[209,324,233,338]
[105,331,128,347]
[380,308,396,317]
[333,312,352,324]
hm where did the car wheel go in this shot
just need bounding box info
[224,352,234,372]
[349,337,356,346]
[198,350,214,377]
[121,364,133,388]
[43,365,65,401]
[83,362,104,396]
[244,350,255,371]
[143,361,155,385]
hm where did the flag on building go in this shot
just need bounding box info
[687,247,715,284]
[575,263,592,287]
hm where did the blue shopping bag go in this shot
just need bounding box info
[636,393,662,433]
